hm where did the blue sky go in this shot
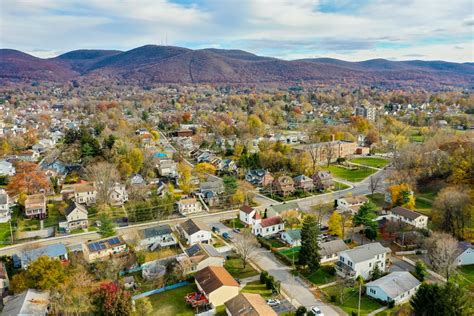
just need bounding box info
[1,0,473,61]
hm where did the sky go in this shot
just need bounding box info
[1,0,473,62]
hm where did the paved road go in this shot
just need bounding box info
[251,248,344,315]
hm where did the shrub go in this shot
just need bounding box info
[330,295,337,302]
[260,271,269,284]
[351,311,357,316]
[295,306,307,316]
[388,300,395,308]
[326,266,336,276]
[265,275,275,290]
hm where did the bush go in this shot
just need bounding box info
[265,275,275,290]
[274,251,294,266]
[388,300,395,308]
[351,311,357,316]
[260,271,269,284]
[295,306,307,316]
[257,237,272,250]
[326,266,336,276]
[330,295,337,302]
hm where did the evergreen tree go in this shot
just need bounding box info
[369,264,382,280]
[98,214,116,237]
[298,215,321,271]
[411,282,471,316]
[414,261,427,282]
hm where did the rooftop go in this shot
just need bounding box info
[340,242,391,263]
[225,293,277,316]
[390,206,426,220]
[366,271,420,298]
[85,236,126,253]
[195,266,239,294]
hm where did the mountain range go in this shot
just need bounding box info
[1,45,473,89]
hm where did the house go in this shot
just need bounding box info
[137,224,177,250]
[177,219,212,245]
[177,198,203,215]
[176,243,225,274]
[312,171,334,191]
[320,239,349,263]
[24,194,47,219]
[1,289,50,316]
[63,201,88,231]
[456,242,474,266]
[252,216,285,237]
[335,242,391,280]
[82,236,128,263]
[225,293,277,316]
[261,171,274,187]
[245,169,266,186]
[157,159,177,177]
[266,202,300,218]
[272,176,295,196]
[0,160,15,176]
[366,272,421,305]
[387,207,428,229]
[280,229,301,247]
[200,176,225,195]
[337,196,369,214]
[16,243,68,269]
[195,266,239,306]
[0,262,9,296]
[73,183,97,205]
[293,175,314,192]
[239,205,260,226]
[130,173,146,186]
[293,141,358,162]
[109,184,128,206]
[0,189,11,223]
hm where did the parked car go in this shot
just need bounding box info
[212,226,220,233]
[222,232,232,240]
[233,228,241,233]
[310,306,324,316]
[266,299,280,306]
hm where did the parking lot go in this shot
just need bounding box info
[271,299,294,314]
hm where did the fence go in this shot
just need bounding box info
[401,256,447,282]
[132,281,191,300]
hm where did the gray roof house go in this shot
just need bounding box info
[366,271,421,304]
[320,239,349,263]
[16,243,68,269]
[1,289,50,316]
[336,242,391,279]
[138,224,177,250]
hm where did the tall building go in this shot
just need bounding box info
[355,105,376,121]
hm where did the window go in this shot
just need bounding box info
[369,262,372,267]
[369,288,376,294]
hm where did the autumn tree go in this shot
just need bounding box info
[281,209,300,229]
[133,297,153,316]
[7,162,50,195]
[86,161,120,205]
[92,281,132,316]
[432,186,471,239]
[388,183,415,209]
[10,257,66,293]
[323,143,335,167]
[424,232,459,280]
[177,162,193,194]
[328,211,343,238]
[194,162,217,179]
[233,230,259,269]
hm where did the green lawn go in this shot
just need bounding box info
[242,280,273,298]
[323,285,383,316]
[224,257,259,279]
[278,247,300,263]
[455,265,474,296]
[302,266,337,285]
[265,237,286,249]
[222,218,245,229]
[333,181,351,191]
[326,165,377,182]
[0,222,12,246]
[376,303,411,315]
[367,193,386,208]
[148,284,197,316]
[349,157,390,168]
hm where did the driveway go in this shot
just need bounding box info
[251,248,344,315]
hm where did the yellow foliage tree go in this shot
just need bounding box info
[328,211,343,238]
[178,162,193,194]
[194,162,217,179]
[389,183,415,209]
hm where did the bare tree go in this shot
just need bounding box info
[323,143,335,167]
[233,230,259,269]
[86,161,120,205]
[425,232,458,280]
[311,202,334,226]
[368,175,382,195]
[307,144,320,174]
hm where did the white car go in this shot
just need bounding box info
[311,306,324,316]
[266,299,280,306]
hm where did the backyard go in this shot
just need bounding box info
[349,157,390,168]
[148,283,197,316]
[455,265,474,296]
[367,193,385,208]
[241,280,273,298]
[222,218,245,229]
[322,285,383,315]
[325,165,377,182]
[224,257,259,279]
[144,247,182,262]
[302,265,337,285]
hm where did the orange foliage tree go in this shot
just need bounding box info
[7,162,50,195]
[388,183,415,209]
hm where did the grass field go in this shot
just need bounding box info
[242,280,274,298]
[455,265,474,296]
[222,218,245,229]
[148,284,196,316]
[326,165,377,182]
[0,222,12,246]
[349,157,390,168]
[367,193,386,208]
[302,266,336,285]
[224,257,259,279]
[376,303,412,315]
[323,285,383,315]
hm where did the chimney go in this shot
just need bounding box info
[331,134,335,142]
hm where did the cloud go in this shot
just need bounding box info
[1,0,473,62]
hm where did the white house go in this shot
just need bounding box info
[63,201,88,231]
[280,229,301,247]
[335,242,391,280]
[337,196,369,214]
[157,159,177,177]
[239,205,260,226]
[366,271,421,304]
[320,239,349,263]
[177,198,203,216]
[177,219,212,245]
[456,242,474,266]
[387,207,428,229]
[109,184,128,206]
[0,160,15,176]
[137,224,177,250]
[74,183,97,205]
[0,189,11,223]
[252,216,285,237]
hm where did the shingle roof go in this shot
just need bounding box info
[260,216,282,228]
[64,201,88,217]
[320,239,349,257]
[366,271,420,299]
[284,229,301,240]
[390,206,425,220]
[225,293,277,316]
[139,224,172,239]
[20,243,67,266]
[195,266,239,294]
[1,289,50,316]
[341,242,391,263]
[240,205,254,214]
[180,219,207,235]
